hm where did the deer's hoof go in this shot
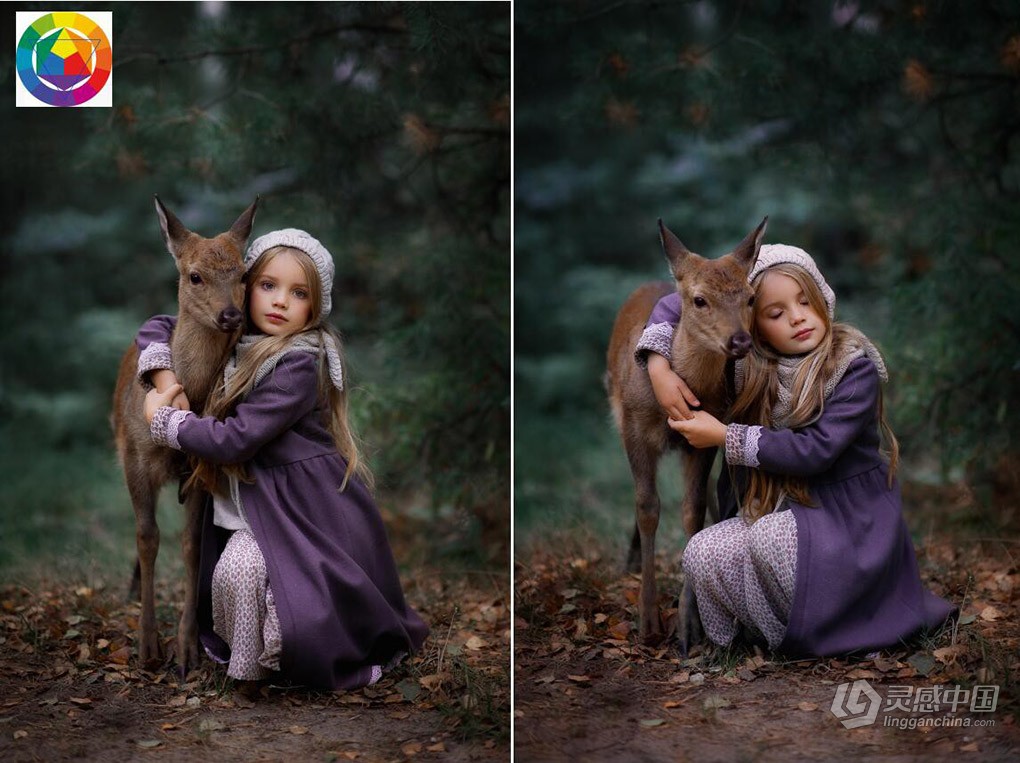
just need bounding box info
[677,582,703,657]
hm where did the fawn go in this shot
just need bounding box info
[112,196,258,672]
[606,218,766,651]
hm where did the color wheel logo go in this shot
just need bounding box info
[15,11,113,108]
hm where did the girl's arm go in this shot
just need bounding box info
[634,292,700,419]
[135,314,188,409]
[147,352,318,464]
[725,358,881,476]
[634,292,680,368]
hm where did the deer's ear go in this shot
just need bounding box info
[154,195,191,260]
[659,219,694,276]
[229,195,260,246]
[731,216,768,270]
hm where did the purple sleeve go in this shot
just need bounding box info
[645,292,681,328]
[136,315,177,386]
[136,315,177,352]
[155,353,319,464]
[726,359,880,476]
[635,292,682,367]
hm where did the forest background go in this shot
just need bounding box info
[516,0,1020,548]
[1,3,510,758]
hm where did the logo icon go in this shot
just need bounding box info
[15,11,112,107]
[830,679,882,729]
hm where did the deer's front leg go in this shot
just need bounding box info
[624,432,663,643]
[677,446,716,654]
[128,468,162,667]
[177,489,205,676]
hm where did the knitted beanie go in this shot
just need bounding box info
[750,244,835,319]
[245,228,335,318]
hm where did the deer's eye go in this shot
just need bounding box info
[189,272,203,285]
[693,296,707,308]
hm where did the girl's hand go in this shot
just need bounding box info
[151,370,190,412]
[668,410,727,449]
[647,353,700,421]
[145,384,184,424]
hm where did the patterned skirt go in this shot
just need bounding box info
[211,530,282,681]
[680,510,798,650]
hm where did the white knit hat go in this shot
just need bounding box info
[245,228,335,318]
[749,244,835,318]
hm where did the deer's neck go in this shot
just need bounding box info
[171,317,234,410]
[671,321,729,416]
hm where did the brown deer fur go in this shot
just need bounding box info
[112,196,258,672]
[606,218,766,649]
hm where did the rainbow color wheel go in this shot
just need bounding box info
[17,12,111,107]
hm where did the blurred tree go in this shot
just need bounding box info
[516,0,1019,521]
[0,2,508,564]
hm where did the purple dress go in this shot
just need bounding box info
[137,317,429,689]
[638,293,956,656]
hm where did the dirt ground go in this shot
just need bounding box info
[514,482,1020,762]
[0,522,510,762]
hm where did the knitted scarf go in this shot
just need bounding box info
[735,325,888,428]
[224,330,344,393]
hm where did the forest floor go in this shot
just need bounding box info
[515,481,1020,762]
[0,509,510,762]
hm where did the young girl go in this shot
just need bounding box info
[634,244,955,656]
[138,228,428,689]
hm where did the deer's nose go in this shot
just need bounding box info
[728,331,752,358]
[218,306,243,331]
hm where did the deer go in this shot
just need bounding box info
[112,195,258,673]
[605,217,767,653]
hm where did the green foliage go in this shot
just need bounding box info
[0,2,509,571]
[516,0,1020,536]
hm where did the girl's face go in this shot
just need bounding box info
[754,271,827,355]
[248,250,314,336]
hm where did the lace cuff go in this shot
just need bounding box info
[634,323,675,368]
[150,407,192,450]
[725,424,763,467]
[137,342,173,390]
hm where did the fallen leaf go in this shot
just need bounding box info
[980,606,1002,622]
[167,695,187,708]
[426,743,446,752]
[933,645,969,664]
[799,702,818,712]
[639,718,666,727]
[136,740,162,748]
[608,621,631,640]
[68,697,92,705]
[198,718,226,732]
[906,653,935,676]
[401,741,423,756]
[419,673,447,691]
[566,674,591,683]
[289,725,308,735]
[14,730,28,740]
[109,647,131,665]
[958,613,977,625]
[594,613,608,624]
[872,657,900,673]
[396,679,421,702]
[959,742,980,752]
[464,636,487,651]
[662,700,683,709]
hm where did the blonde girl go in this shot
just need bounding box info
[636,245,954,655]
[139,229,428,688]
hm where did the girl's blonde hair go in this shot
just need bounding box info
[186,246,371,496]
[729,263,898,521]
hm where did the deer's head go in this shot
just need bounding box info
[154,196,259,333]
[659,217,768,359]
